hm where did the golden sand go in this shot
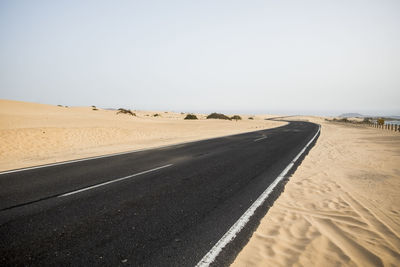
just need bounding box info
[0,99,284,171]
[232,117,400,266]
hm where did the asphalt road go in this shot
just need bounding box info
[0,121,319,266]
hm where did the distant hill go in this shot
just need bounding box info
[339,113,364,118]
[338,113,400,120]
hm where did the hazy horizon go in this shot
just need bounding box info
[1,1,399,116]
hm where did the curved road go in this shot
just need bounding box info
[0,121,319,266]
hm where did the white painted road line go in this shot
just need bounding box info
[58,164,173,197]
[254,136,267,142]
[0,127,279,176]
[196,125,320,267]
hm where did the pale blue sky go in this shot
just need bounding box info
[1,0,399,115]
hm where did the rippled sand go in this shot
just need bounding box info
[232,117,400,266]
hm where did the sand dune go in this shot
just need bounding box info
[232,117,400,266]
[0,99,284,171]
[3,99,399,266]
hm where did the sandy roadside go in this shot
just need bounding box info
[0,99,285,172]
[232,117,400,266]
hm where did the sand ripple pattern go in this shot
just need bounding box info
[232,118,400,267]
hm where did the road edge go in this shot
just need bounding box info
[196,122,321,267]
[0,123,289,175]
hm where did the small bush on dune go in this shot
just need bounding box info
[184,114,198,120]
[333,118,348,123]
[248,117,254,120]
[377,118,385,125]
[206,113,231,120]
[153,113,161,117]
[231,115,242,121]
[362,117,372,124]
[117,108,136,116]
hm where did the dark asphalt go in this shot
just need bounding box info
[0,121,319,266]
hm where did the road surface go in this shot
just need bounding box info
[0,121,319,266]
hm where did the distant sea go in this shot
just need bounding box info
[385,120,400,125]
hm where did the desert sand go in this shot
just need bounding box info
[0,99,284,171]
[232,117,400,266]
[2,100,399,266]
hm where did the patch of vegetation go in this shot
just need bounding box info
[248,117,254,120]
[153,113,161,117]
[332,118,349,123]
[184,114,198,120]
[377,118,385,125]
[206,113,231,120]
[231,115,242,121]
[57,104,63,107]
[117,108,136,116]
[362,117,372,124]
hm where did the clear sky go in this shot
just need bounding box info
[1,0,399,115]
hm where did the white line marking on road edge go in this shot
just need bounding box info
[0,126,288,175]
[254,136,267,142]
[196,125,320,267]
[58,164,173,197]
